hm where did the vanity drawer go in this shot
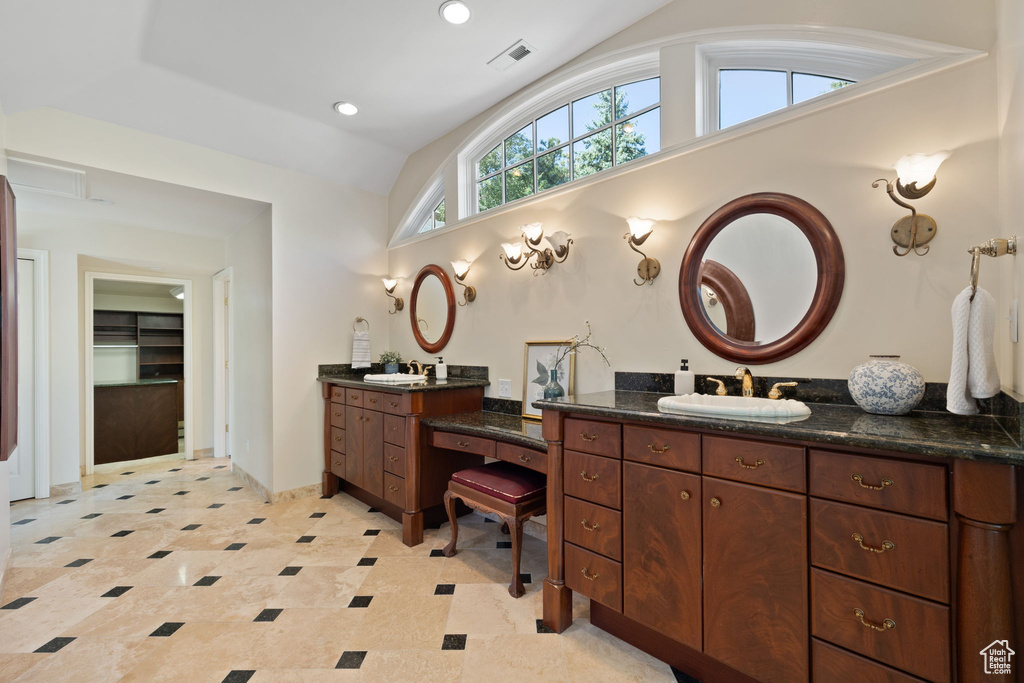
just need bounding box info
[564,418,621,458]
[703,435,806,492]
[329,385,346,403]
[809,451,947,521]
[811,569,951,683]
[383,414,406,447]
[384,443,405,476]
[434,431,495,458]
[565,542,622,613]
[564,450,621,509]
[623,425,699,473]
[812,639,926,683]
[810,498,949,603]
[329,427,346,453]
[495,442,547,474]
[329,404,346,429]
[564,496,622,561]
[363,391,384,411]
[383,472,405,508]
[344,388,364,407]
[329,451,346,480]
[382,393,405,415]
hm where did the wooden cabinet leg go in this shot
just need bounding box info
[322,471,338,497]
[542,579,573,633]
[402,510,424,547]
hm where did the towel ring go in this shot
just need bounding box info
[353,316,370,332]
[967,236,1017,302]
[969,248,981,302]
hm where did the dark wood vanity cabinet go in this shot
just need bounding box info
[543,410,1022,683]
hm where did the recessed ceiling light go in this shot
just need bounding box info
[439,1,471,24]
[333,101,358,116]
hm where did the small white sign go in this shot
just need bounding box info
[980,639,1015,676]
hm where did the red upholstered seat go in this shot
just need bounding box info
[451,461,545,504]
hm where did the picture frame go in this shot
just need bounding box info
[522,340,575,420]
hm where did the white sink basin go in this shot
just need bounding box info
[658,394,811,423]
[362,374,428,384]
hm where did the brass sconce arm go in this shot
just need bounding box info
[385,291,404,315]
[873,177,933,257]
[500,226,572,275]
[499,251,531,271]
[624,231,660,286]
[454,277,476,306]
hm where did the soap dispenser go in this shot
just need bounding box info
[435,357,447,380]
[675,359,694,395]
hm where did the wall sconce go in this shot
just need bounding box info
[872,151,950,257]
[499,222,573,274]
[381,277,403,314]
[451,259,476,306]
[624,217,660,286]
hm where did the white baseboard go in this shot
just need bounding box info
[229,461,320,505]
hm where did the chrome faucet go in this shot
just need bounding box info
[734,367,754,397]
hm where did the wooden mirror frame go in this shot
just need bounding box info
[679,192,845,364]
[410,264,456,354]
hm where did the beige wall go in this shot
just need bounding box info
[15,212,224,486]
[388,58,1006,402]
[94,292,184,313]
[226,206,274,490]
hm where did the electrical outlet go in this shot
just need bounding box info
[498,379,512,398]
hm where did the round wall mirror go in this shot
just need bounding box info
[679,192,845,363]
[410,264,456,354]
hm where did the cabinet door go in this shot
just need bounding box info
[623,462,701,650]
[345,406,364,489]
[703,477,808,683]
[362,409,384,499]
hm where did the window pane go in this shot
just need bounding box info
[616,108,660,165]
[478,176,503,212]
[573,129,612,179]
[572,89,612,137]
[719,69,787,129]
[537,146,570,191]
[478,144,502,178]
[433,199,445,228]
[505,161,534,202]
[418,216,433,234]
[614,77,660,120]
[537,105,569,152]
[505,124,533,166]
[793,73,853,104]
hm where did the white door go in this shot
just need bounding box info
[9,258,34,501]
[223,281,231,457]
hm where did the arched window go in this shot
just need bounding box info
[475,76,661,214]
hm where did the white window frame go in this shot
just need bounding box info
[699,41,915,135]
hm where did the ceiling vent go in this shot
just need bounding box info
[6,158,87,199]
[488,40,535,72]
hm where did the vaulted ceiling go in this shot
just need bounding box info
[0,0,671,194]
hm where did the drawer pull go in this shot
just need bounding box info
[334,436,342,441]
[369,398,377,404]
[580,519,600,532]
[679,490,691,500]
[580,567,600,581]
[647,443,670,454]
[518,454,531,463]
[580,471,599,482]
[333,412,342,417]
[710,497,721,508]
[852,474,894,491]
[351,395,358,400]
[389,485,399,492]
[333,460,341,466]
[853,608,896,632]
[735,457,765,469]
[580,431,598,442]
[388,455,399,462]
[851,533,895,553]
[389,401,399,408]
[457,440,470,448]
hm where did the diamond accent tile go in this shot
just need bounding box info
[536,619,555,634]
[111,530,135,538]
[279,566,302,576]
[12,518,35,525]
[442,633,467,650]
[357,557,377,567]
[117,495,134,500]
[182,524,202,531]
[363,529,380,536]
[309,512,326,519]
[228,487,242,491]
[336,651,367,669]
[147,508,165,514]
[429,549,445,558]
[296,536,315,544]
[348,595,373,608]
[208,503,225,509]
[247,518,265,525]
[101,586,133,598]
[224,543,246,551]
[65,558,93,567]
[434,584,455,595]
[1,597,37,609]
[35,537,60,544]
[222,671,256,683]
[56,500,75,505]
[148,551,172,559]
[149,622,184,637]
[34,637,75,653]
[81,513,102,519]
[174,491,190,496]
[496,541,512,549]
[254,608,283,622]
[194,576,221,586]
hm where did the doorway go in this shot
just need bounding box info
[84,272,193,474]
[213,267,232,459]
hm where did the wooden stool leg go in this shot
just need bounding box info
[504,514,525,598]
[442,490,459,558]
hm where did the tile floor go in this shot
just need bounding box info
[0,457,683,682]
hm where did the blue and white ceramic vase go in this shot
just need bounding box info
[848,355,925,416]
[543,368,565,399]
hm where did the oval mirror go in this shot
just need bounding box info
[410,264,456,354]
[679,192,844,363]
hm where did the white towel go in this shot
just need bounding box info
[947,286,1000,415]
[352,330,371,369]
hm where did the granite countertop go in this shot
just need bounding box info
[94,379,179,388]
[317,374,489,393]
[533,390,1024,465]
[421,411,546,451]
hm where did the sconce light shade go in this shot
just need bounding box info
[451,259,472,279]
[500,224,573,273]
[894,151,950,192]
[501,242,523,261]
[521,222,544,243]
[546,231,572,253]
[626,217,655,241]
[381,277,398,293]
[450,259,476,305]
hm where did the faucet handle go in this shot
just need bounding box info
[706,378,728,396]
[768,381,799,400]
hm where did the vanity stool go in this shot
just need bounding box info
[442,461,546,598]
